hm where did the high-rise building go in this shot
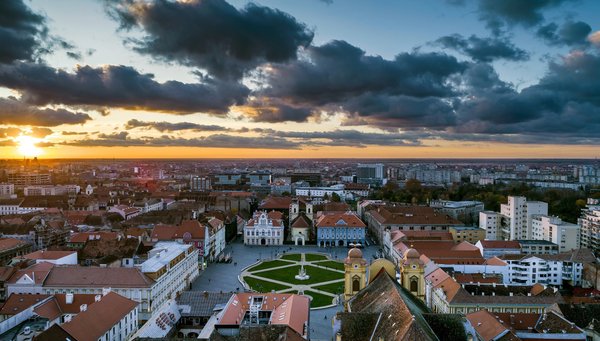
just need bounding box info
[357,163,385,187]
[579,198,600,256]
[531,215,581,252]
[500,196,548,240]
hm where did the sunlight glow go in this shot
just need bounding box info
[16,135,42,158]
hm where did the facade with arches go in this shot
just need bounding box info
[243,210,284,246]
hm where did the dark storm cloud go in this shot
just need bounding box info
[537,21,592,47]
[125,119,231,132]
[341,94,456,129]
[264,40,466,105]
[242,99,316,123]
[0,63,249,115]
[453,52,600,140]
[0,97,91,126]
[476,0,575,34]
[0,0,46,64]
[65,133,300,149]
[436,34,529,62]
[106,0,313,79]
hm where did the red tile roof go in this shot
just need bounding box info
[369,206,462,225]
[23,250,76,260]
[218,293,309,337]
[0,293,49,316]
[0,238,28,251]
[69,232,119,244]
[478,240,521,249]
[61,292,139,341]
[43,266,154,288]
[316,213,365,228]
[259,196,293,209]
[7,261,54,285]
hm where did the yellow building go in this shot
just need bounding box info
[343,248,368,305]
[449,226,486,244]
[401,248,425,301]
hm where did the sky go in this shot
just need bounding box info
[0,0,599,159]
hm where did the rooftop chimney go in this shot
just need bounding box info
[80,304,87,312]
[95,294,101,302]
[65,293,73,304]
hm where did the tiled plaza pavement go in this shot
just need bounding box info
[192,239,381,340]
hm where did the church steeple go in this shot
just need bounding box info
[343,247,368,309]
[401,248,425,301]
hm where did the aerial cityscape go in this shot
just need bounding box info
[0,0,599,340]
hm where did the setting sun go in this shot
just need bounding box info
[16,135,42,158]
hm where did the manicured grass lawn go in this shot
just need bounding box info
[314,281,345,294]
[257,265,343,285]
[280,253,302,261]
[244,276,290,292]
[313,260,344,271]
[305,254,328,262]
[247,260,293,272]
[303,290,335,308]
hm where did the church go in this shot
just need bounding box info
[334,247,442,340]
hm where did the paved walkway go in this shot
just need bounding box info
[241,252,345,305]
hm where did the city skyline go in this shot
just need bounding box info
[1,0,600,159]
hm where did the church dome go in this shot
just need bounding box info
[404,248,420,259]
[348,247,363,259]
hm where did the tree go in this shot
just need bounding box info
[331,192,341,202]
[405,179,422,194]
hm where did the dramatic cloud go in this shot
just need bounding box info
[0,97,91,126]
[0,1,46,64]
[241,99,316,123]
[0,63,249,114]
[125,119,231,132]
[107,0,313,79]
[537,21,593,47]
[476,0,575,34]
[65,133,300,149]
[453,52,600,141]
[264,40,466,106]
[436,34,529,62]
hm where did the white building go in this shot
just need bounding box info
[21,250,78,265]
[61,291,139,341]
[244,211,284,246]
[23,185,80,196]
[0,183,14,198]
[430,200,484,224]
[479,211,504,240]
[500,196,548,240]
[295,185,345,203]
[578,198,600,256]
[501,252,584,287]
[139,242,200,316]
[531,215,581,252]
[0,199,23,215]
[206,217,226,261]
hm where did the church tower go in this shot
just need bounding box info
[401,248,425,301]
[344,247,368,308]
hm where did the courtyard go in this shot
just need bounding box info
[241,252,345,308]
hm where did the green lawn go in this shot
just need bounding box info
[256,265,343,285]
[303,290,335,308]
[313,260,344,271]
[280,253,302,261]
[247,260,293,272]
[244,276,290,292]
[314,281,345,294]
[305,254,328,262]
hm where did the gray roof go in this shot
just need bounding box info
[176,291,232,317]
